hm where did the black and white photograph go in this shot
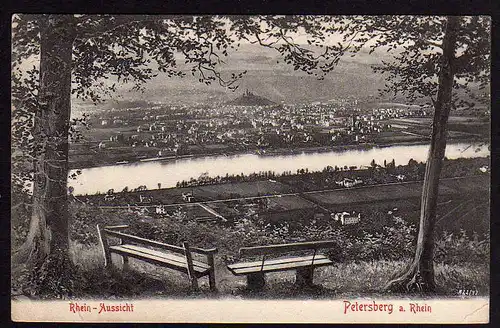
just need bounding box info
[10,14,491,323]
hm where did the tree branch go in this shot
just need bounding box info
[74,15,191,43]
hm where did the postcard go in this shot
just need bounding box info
[11,14,490,323]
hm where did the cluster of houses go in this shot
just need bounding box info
[372,106,429,120]
[155,205,166,214]
[93,100,430,156]
[333,174,405,188]
[104,194,115,201]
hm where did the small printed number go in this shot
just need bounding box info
[458,289,478,296]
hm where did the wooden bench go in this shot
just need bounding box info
[227,240,336,290]
[97,224,218,291]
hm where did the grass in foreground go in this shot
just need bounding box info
[66,242,489,300]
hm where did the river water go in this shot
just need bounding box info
[69,142,489,195]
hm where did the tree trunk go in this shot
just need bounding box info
[385,16,460,293]
[12,15,76,297]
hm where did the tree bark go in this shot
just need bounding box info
[385,16,460,293]
[12,15,76,297]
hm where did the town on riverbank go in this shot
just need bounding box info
[69,97,489,169]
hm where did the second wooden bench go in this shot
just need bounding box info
[227,240,336,290]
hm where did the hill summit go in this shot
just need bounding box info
[226,90,276,106]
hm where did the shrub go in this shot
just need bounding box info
[434,230,489,265]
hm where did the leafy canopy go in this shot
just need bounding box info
[326,16,490,107]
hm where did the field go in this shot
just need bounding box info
[83,126,139,141]
[203,144,229,150]
[439,175,489,193]
[69,144,161,168]
[182,203,219,219]
[195,180,294,199]
[373,131,426,143]
[387,116,490,139]
[309,184,420,205]
[81,174,490,237]
[81,180,295,207]
[343,194,489,236]
[85,174,488,208]
[305,176,487,206]
[265,195,316,210]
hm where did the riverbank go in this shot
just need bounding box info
[69,143,378,170]
[68,136,485,170]
[68,142,490,196]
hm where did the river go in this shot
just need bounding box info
[69,142,489,195]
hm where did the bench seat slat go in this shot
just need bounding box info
[228,256,333,275]
[227,254,329,270]
[109,245,209,274]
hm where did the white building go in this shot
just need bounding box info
[182,192,194,202]
[479,166,489,173]
[155,205,166,214]
[336,177,363,188]
[332,211,361,225]
[139,195,152,203]
[104,194,115,201]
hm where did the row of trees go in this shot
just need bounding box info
[12,15,490,295]
[173,155,483,192]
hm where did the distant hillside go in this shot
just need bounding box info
[80,43,488,107]
[225,90,276,106]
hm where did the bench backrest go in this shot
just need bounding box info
[239,240,337,257]
[103,228,186,255]
[99,225,217,256]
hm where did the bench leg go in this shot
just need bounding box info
[104,257,112,269]
[247,272,265,291]
[208,269,217,292]
[296,267,315,288]
[207,254,217,292]
[190,276,199,291]
[122,256,129,270]
[104,253,113,269]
